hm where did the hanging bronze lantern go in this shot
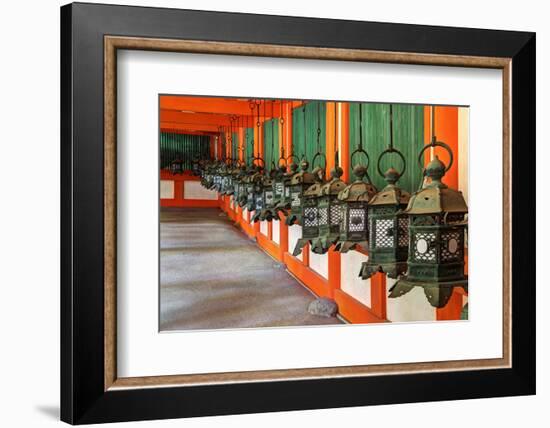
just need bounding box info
[359,161,410,278]
[220,159,234,195]
[252,168,275,222]
[290,99,329,255]
[270,162,287,214]
[359,105,410,278]
[237,164,254,207]
[335,103,377,253]
[236,108,256,206]
[336,165,377,252]
[292,166,326,256]
[191,157,201,176]
[209,160,223,192]
[286,103,319,226]
[245,161,264,212]
[205,160,219,189]
[311,102,347,254]
[253,101,278,222]
[285,159,317,226]
[231,164,246,201]
[312,166,347,254]
[390,107,468,308]
[170,156,184,175]
[225,160,242,197]
[274,155,299,215]
[271,101,290,218]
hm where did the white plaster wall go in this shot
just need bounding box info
[260,221,268,236]
[160,180,174,199]
[183,181,217,200]
[272,220,280,244]
[242,208,247,219]
[288,225,303,261]
[386,278,437,322]
[309,250,328,279]
[341,251,371,307]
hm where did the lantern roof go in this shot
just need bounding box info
[304,167,326,197]
[273,164,286,180]
[401,156,468,215]
[320,166,347,196]
[369,167,410,206]
[261,172,273,187]
[243,165,263,183]
[337,165,377,202]
[289,159,317,186]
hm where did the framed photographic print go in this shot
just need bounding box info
[61,2,536,424]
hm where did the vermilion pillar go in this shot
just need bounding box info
[325,102,341,299]
[278,101,292,259]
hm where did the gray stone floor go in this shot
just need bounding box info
[160,207,342,331]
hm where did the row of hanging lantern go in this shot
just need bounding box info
[196,101,468,309]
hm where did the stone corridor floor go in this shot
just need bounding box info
[160,207,343,331]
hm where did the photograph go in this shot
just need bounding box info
[159,96,469,331]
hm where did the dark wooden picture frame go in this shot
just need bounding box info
[61,2,535,424]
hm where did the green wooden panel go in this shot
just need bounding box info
[160,132,211,170]
[244,127,254,166]
[349,103,424,193]
[291,101,326,168]
[263,118,280,171]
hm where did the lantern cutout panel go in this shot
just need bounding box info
[284,159,317,226]
[274,161,299,215]
[390,155,468,308]
[312,167,348,254]
[292,167,326,256]
[359,166,410,279]
[336,164,377,253]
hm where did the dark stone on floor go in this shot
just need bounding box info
[308,298,339,318]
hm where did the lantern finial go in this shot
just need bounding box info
[331,166,344,179]
[425,155,446,184]
[384,167,400,185]
[353,165,367,180]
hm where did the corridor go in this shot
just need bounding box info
[160,207,343,331]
